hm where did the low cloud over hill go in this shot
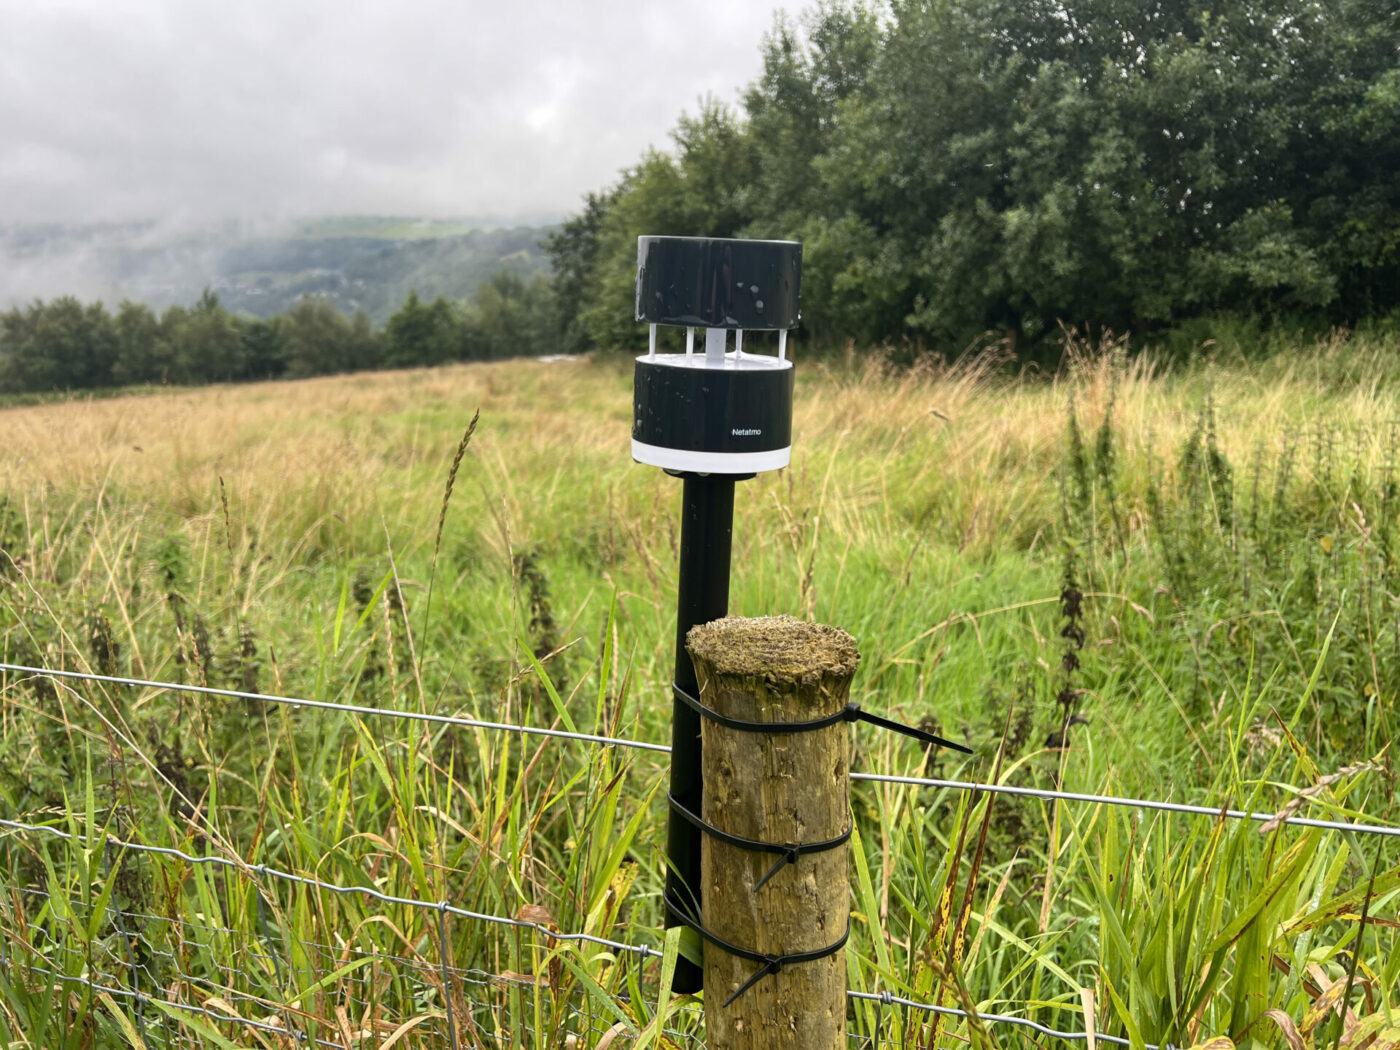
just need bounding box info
[0,216,553,323]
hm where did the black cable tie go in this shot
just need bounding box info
[673,682,848,733]
[725,957,780,1006]
[663,893,850,1007]
[755,850,796,892]
[673,682,972,754]
[850,705,974,753]
[667,794,851,891]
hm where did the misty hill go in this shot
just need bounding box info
[0,218,554,323]
[213,226,551,321]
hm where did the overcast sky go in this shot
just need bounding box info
[0,0,789,226]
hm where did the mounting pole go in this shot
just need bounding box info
[666,472,735,992]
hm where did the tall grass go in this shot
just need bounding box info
[1,336,1397,1047]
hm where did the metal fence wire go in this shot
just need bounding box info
[0,857,1165,1050]
[2,875,704,1050]
[3,662,1396,1048]
[4,663,1396,840]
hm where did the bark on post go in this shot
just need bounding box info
[686,614,856,1050]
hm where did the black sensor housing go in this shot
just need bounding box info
[631,235,801,476]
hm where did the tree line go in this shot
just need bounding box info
[0,273,557,395]
[547,0,1400,355]
[7,0,1396,387]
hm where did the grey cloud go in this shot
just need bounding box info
[0,0,782,224]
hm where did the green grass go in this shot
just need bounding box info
[0,335,1397,1048]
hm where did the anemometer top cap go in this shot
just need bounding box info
[631,235,802,476]
[636,236,801,330]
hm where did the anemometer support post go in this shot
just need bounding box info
[631,234,802,993]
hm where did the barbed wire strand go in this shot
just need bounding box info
[12,904,575,1012]
[1,831,1163,1050]
[9,885,535,992]
[13,962,346,1049]
[848,991,1170,1050]
[15,932,712,1048]
[7,885,1154,1050]
[0,815,660,961]
[15,934,1161,1050]
[14,957,630,1050]
[4,662,1397,839]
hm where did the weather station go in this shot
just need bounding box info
[631,234,802,993]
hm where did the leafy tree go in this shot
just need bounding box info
[346,309,384,372]
[577,100,757,351]
[111,301,168,385]
[544,189,617,354]
[554,0,1400,354]
[0,306,40,394]
[0,289,395,394]
[159,305,195,384]
[466,272,556,360]
[238,317,287,379]
[385,290,461,368]
[743,2,881,234]
[0,297,117,391]
[281,297,354,379]
[183,289,245,382]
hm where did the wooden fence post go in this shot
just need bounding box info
[685,614,857,1050]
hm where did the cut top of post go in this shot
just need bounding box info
[687,615,859,686]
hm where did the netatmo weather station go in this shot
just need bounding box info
[631,234,802,992]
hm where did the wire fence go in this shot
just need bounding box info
[3,660,1394,1048]
[3,879,699,1050]
[2,813,684,1049]
[2,847,1164,1050]
[5,662,1395,840]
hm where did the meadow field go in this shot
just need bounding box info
[0,332,1397,1048]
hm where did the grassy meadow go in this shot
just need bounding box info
[0,331,1397,1048]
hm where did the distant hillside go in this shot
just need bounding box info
[0,217,555,322]
[213,226,552,321]
[288,217,483,240]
